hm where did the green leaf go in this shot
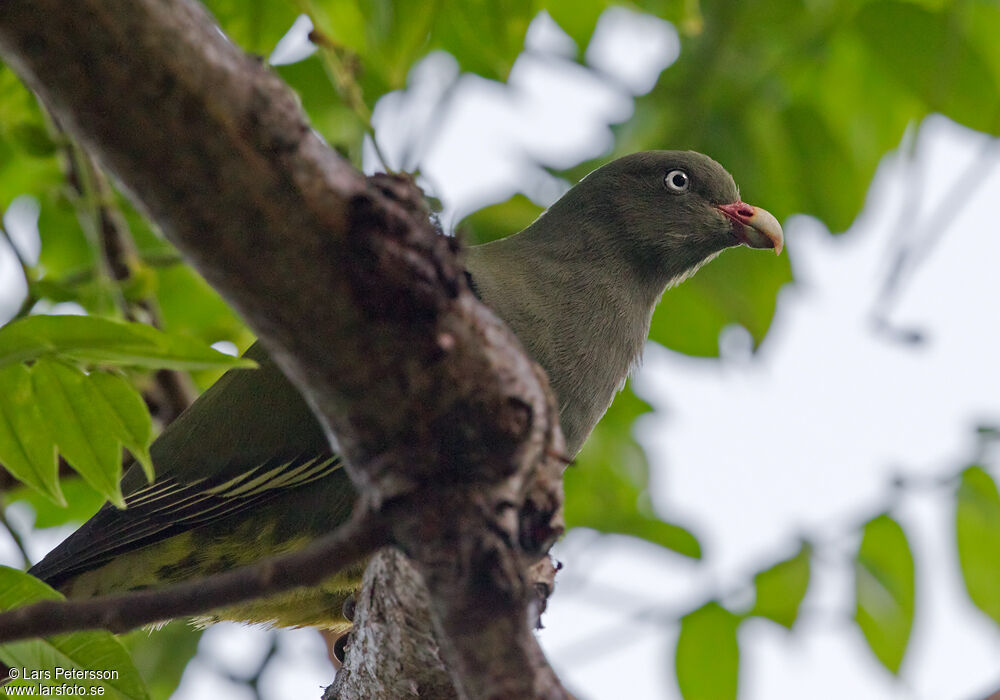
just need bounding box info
[565,384,701,559]
[76,322,256,372]
[675,602,740,700]
[650,246,792,357]
[202,0,300,55]
[854,514,915,674]
[544,0,609,54]
[782,103,863,233]
[0,567,150,700]
[7,122,58,158]
[88,371,154,482]
[121,622,202,700]
[963,3,1000,95]
[310,1,369,56]
[0,137,61,216]
[152,265,250,346]
[0,315,256,371]
[0,363,61,504]
[0,315,119,367]
[0,66,62,211]
[6,477,104,529]
[955,466,1000,626]
[381,0,534,83]
[432,0,536,81]
[0,64,43,137]
[29,278,94,306]
[308,0,538,113]
[749,542,811,629]
[35,189,98,280]
[458,194,545,245]
[275,56,368,162]
[151,264,255,389]
[855,1,1000,135]
[308,1,409,107]
[30,359,125,508]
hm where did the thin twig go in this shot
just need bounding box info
[66,140,128,316]
[0,221,31,274]
[0,500,30,568]
[69,139,197,419]
[140,252,185,269]
[0,507,388,642]
[552,584,698,665]
[8,292,36,320]
[0,222,36,320]
[873,123,922,311]
[903,137,1000,280]
[981,685,1000,700]
[399,70,461,173]
[299,7,392,173]
[36,251,184,291]
[873,130,1000,324]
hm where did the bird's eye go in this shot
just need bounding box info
[664,169,690,192]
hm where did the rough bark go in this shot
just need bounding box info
[328,551,560,699]
[327,549,454,699]
[0,1,567,698]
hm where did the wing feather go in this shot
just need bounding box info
[28,451,342,587]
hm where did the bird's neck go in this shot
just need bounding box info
[466,204,714,454]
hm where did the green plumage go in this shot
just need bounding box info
[28,151,783,631]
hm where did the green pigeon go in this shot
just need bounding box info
[28,151,783,633]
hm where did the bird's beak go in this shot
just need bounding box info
[716,202,784,255]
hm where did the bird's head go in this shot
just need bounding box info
[555,151,783,278]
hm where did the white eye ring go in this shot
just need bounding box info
[665,169,690,192]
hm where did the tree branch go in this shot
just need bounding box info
[0,508,387,640]
[0,2,568,697]
[327,549,455,699]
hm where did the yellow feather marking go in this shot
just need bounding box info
[64,517,366,630]
[249,458,323,491]
[241,457,339,496]
[295,461,340,485]
[201,464,269,495]
[127,480,190,506]
[206,461,294,497]
[144,492,215,516]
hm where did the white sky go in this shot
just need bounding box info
[2,8,999,700]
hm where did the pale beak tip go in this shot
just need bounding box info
[717,201,784,256]
[749,205,783,257]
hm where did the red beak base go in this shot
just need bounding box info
[716,202,784,255]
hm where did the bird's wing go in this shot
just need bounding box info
[28,450,343,587]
